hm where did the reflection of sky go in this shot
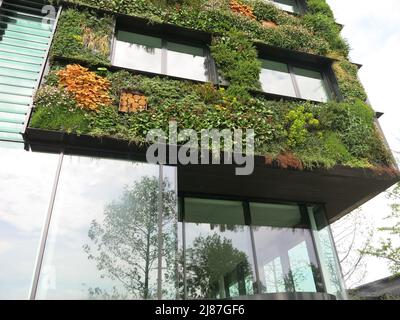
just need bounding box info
[0,143,59,299]
[36,155,176,300]
[0,143,178,300]
[260,67,296,98]
[114,41,162,74]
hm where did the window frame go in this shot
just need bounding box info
[111,18,218,83]
[178,193,328,299]
[270,0,308,15]
[256,44,343,103]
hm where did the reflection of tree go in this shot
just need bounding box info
[186,234,252,299]
[83,176,177,299]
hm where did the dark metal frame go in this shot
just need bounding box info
[272,0,308,15]
[178,193,330,299]
[258,55,341,103]
[111,18,218,83]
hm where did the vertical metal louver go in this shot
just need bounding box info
[0,0,59,142]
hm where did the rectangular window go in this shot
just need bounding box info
[293,67,329,103]
[249,203,322,294]
[35,156,178,300]
[114,31,163,74]
[270,0,301,14]
[183,198,257,299]
[259,58,331,102]
[260,60,296,98]
[113,30,209,82]
[179,197,330,299]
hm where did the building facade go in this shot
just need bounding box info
[0,0,398,300]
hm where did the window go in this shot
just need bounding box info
[260,58,330,102]
[113,30,210,82]
[269,0,302,14]
[182,198,256,299]
[250,203,322,294]
[179,197,329,299]
[35,156,178,300]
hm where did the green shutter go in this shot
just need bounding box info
[0,0,58,142]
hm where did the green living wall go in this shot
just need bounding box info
[30,0,396,170]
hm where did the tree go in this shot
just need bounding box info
[83,175,177,299]
[185,234,253,299]
[332,209,374,288]
[363,183,400,276]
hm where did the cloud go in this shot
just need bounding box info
[328,0,400,286]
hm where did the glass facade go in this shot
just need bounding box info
[183,198,256,299]
[179,197,345,299]
[0,142,345,300]
[250,203,322,294]
[113,30,208,81]
[259,58,330,102]
[36,156,178,300]
[0,142,59,300]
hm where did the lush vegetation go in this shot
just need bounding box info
[31,63,393,169]
[31,0,395,170]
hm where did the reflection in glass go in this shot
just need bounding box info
[308,206,347,300]
[184,198,256,299]
[114,31,162,73]
[250,203,322,294]
[294,67,329,102]
[272,0,300,14]
[113,31,208,81]
[260,59,296,98]
[0,142,59,299]
[166,42,207,81]
[36,156,178,300]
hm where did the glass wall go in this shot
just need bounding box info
[183,198,256,299]
[0,142,59,299]
[179,197,339,299]
[250,203,323,294]
[35,155,178,300]
[308,205,347,300]
[0,143,345,300]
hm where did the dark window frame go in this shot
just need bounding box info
[271,0,308,15]
[178,194,328,299]
[111,17,218,83]
[256,43,343,103]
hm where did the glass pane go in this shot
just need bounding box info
[273,0,300,14]
[113,30,162,73]
[288,242,317,292]
[308,206,347,300]
[166,41,207,81]
[250,203,321,294]
[162,166,179,300]
[36,156,178,300]
[260,59,296,98]
[184,198,256,299]
[0,142,59,299]
[293,67,329,102]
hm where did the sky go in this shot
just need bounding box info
[327,0,400,287]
